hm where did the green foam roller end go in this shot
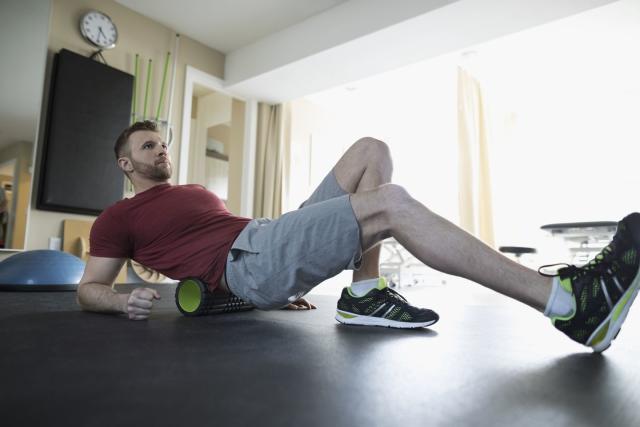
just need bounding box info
[177,278,203,314]
[175,277,254,316]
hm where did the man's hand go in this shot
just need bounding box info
[283,297,316,310]
[125,287,161,320]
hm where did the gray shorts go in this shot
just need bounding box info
[225,171,362,309]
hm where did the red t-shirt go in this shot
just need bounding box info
[90,184,251,290]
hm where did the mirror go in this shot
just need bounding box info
[0,1,50,249]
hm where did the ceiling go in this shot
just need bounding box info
[113,0,618,103]
[115,0,348,53]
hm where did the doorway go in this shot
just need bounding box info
[0,159,15,248]
[179,66,257,217]
[189,86,233,203]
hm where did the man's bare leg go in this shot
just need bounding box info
[331,137,393,282]
[335,142,640,352]
[350,184,552,311]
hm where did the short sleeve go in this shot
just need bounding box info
[89,207,132,258]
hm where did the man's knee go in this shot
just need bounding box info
[354,137,391,165]
[378,183,410,203]
[375,183,411,221]
[351,183,411,246]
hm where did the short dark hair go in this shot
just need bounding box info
[114,120,158,159]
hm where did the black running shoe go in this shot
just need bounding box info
[335,278,439,328]
[541,212,640,352]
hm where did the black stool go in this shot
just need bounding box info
[498,246,537,264]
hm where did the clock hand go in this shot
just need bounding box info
[98,26,106,42]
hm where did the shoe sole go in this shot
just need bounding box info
[587,265,640,353]
[335,309,438,329]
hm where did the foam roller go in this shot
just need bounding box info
[175,278,254,316]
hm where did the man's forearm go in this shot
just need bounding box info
[77,283,128,314]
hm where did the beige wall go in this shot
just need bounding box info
[26,0,225,249]
[207,125,230,151]
[227,98,246,215]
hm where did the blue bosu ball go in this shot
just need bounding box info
[0,250,85,291]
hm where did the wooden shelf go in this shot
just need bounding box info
[206,150,229,161]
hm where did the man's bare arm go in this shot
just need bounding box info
[77,256,161,320]
[76,256,128,313]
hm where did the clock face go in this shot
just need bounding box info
[80,11,118,49]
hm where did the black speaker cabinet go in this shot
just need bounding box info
[38,49,132,215]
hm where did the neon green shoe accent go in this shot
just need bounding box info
[559,277,573,293]
[177,279,202,313]
[613,286,635,322]
[551,300,577,324]
[550,280,577,324]
[589,320,610,347]
[347,277,387,297]
[337,311,357,319]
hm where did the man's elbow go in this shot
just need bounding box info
[76,283,94,311]
[76,283,87,308]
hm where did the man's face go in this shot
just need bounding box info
[126,130,172,180]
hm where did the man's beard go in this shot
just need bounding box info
[131,158,172,180]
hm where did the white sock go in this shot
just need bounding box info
[543,277,575,319]
[349,278,380,297]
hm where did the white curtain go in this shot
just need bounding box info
[457,66,495,247]
[254,103,291,218]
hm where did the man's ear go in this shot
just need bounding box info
[118,157,133,173]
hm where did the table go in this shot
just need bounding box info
[540,221,617,265]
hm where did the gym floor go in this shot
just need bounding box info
[1,281,639,427]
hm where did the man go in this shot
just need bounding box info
[78,121,640,353]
